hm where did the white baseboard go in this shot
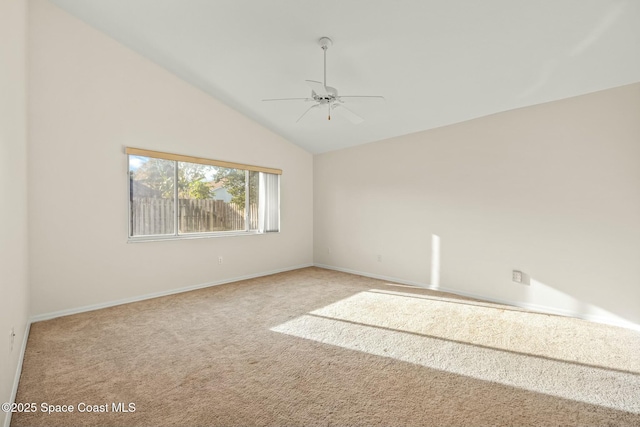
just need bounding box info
[30,263,313,323]
[314,263,640,331]
[11,264,315,427]
[4,322,31,427]
[314,263,430,288]
[7,261,638,427]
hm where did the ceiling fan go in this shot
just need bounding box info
[263,37,384,124]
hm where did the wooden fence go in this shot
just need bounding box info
[131,198,258,235]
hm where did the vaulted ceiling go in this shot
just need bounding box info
[50,0,640,153]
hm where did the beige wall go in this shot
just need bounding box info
[0,0,29,424]
[314,83,640,328]
[28,0,313,317]
[9,1,638,420]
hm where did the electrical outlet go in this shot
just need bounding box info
[218,256,223,264]
[512,270,523,283]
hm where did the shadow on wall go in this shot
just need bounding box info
[430,234,638,329]
[519,2,626,99]
[524,277,636,328]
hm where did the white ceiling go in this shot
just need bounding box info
[50,0,640,154]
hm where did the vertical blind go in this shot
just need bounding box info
[258,172,280,233]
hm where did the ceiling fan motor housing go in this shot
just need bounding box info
[313,86,338,103]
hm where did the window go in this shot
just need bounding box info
[127,148,280,240]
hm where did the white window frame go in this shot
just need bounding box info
[126,147,281,242]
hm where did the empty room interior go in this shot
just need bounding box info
[2,0,640,426]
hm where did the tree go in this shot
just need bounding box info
[132,158,214,200]
[214,168,258,209]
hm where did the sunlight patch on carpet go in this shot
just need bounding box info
[271,290,640,414]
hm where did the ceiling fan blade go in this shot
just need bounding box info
[305,80,328,97]
[296,104,320,123]
[338,96,385,102]
[332,104,364,124]
[262,97,312,102]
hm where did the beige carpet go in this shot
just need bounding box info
[12,267,640,426]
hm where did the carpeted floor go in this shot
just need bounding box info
[12,267,640,426]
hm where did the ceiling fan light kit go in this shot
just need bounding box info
[262,37,384,124]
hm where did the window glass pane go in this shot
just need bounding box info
[178,162,246,233]
[128,149,280,239]
[129,156,175,236]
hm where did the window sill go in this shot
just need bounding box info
[127,230,278,243]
